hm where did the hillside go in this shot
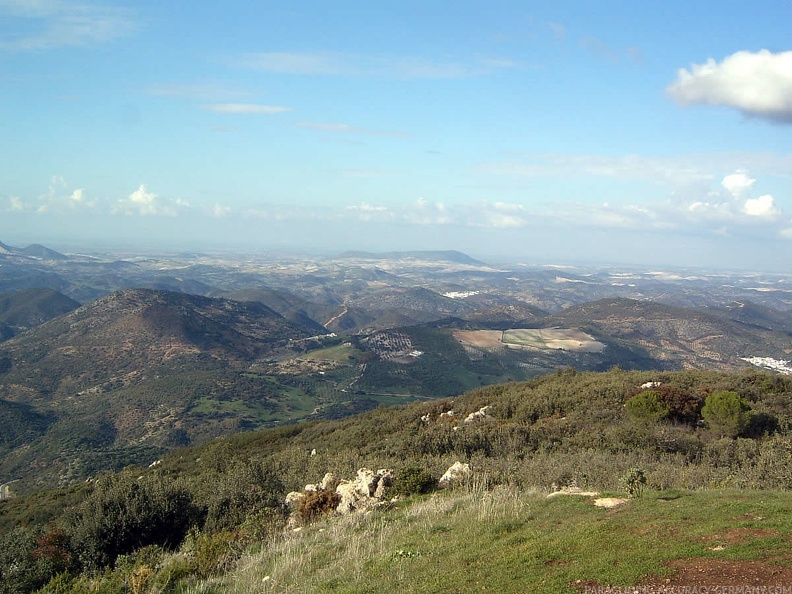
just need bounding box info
[0,288,324,491]
[2,368,792,592]
[549,298,791,370]
[0,288,80,340]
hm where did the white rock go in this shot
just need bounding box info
[464,405,493,424]
[438,461,471,488]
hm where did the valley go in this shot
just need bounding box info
[0,241,791,495]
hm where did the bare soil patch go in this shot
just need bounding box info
[646,558,792,588]
[703,528,778,546]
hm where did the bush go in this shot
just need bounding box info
[69,473,198,569]
[297,490,341,524]
[203,458,285,532]
[625,391,670,423]
[390,466,436,497]
[621,467,647,498]
[702,391,752,437]
[185,530,243,579]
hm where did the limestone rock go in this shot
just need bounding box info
[464,405,493,424]
[438,461,471,488]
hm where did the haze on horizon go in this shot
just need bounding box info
[2,1,792,271]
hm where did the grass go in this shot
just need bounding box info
[186,484,792,593]
[302,343,365,364]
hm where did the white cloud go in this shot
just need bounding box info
[296,121,411,138]
[211,204,231,217]
[238,51,511,79]
[203,103,290,114]
[114,184,186,216]
[744,195,780,218]
[69,188,85,205]
[667,50,792,123]
[721,172,756,198]
[7,196,26,211]
[345,202,394,222]
[0,0,137,51]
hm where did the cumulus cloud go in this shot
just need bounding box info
[667,50,792,123]
[674,170,783,225]
[743,195,780,218]
[721,172,756,198]
[203,103,290,114]
[0,0,137,51]
[114,184,187,216]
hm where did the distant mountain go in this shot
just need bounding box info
[0,288,80,340]
[336,250,486,266]
[18,244,69,260]
[705,300,792,335]
[0,241,68,260]
[549,297,789,370]
[225,288,332,334]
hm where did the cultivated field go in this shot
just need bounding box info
[453,328,605,353]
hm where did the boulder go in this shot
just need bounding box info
[335,468,394,514]
[438,461,471,488]
[464,405,493,424]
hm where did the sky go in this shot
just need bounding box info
[2,0,792,270]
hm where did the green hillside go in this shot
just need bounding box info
[2,368,792,592]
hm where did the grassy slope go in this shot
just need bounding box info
[199,487,792,593]
[4,367,792,592]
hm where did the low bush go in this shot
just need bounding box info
[297,490,341,523]
[390,466,436,498]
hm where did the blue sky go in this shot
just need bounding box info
[2,1,792,270]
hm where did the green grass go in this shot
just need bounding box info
[190,486,792,593]
[302,343,365,364]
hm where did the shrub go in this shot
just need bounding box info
[625,391,670,423]
[702,391,752,437]
[69,473,198,569]
[204,458,284,532]
[185,530,243,578]
[390,466,436,498]
[621,467,647,498]
[297,490,341,524]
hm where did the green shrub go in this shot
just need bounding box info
[702,391,752,437]
[621,467,647,498]
[185,529,243,578]
[297,490,341,523]
[625,391,670,423]
[69,473,198,570]
[390,466,436,498]
[203,458,284,532]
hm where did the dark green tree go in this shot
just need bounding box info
[702,390,752,437]
[625,390,670,423]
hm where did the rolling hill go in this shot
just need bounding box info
[0,288,324,491]
[0,288,80,341]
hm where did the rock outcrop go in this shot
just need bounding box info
[438,461,471,488]
[284,467,394,524]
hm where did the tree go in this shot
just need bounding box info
[702,390,752,437]
[625,390,670,423]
